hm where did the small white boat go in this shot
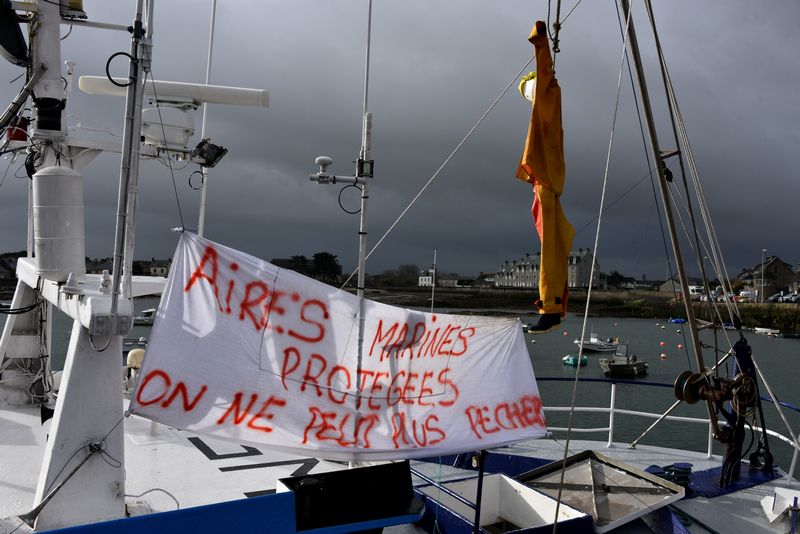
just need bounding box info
[754,327,780,337]
[574,332,621,352]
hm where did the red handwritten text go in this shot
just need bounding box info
[136,368,208,411]
[183,244,330,340]
[369,317,476,361]
[464,394,545,439]
[302,408,379,448]
[281,347,459,409]
[216,391,287,433]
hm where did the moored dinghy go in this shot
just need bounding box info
[562,353,587,366]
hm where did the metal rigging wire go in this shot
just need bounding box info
[339,55,537,290]
[553,3,634,527]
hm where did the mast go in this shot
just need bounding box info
[353,0,373,410]
[309,0,374,415]
[617,0,718,433]
[197,0,218,237]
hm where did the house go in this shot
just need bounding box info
[494,249,599,289]
[472,273,496,288]
[658,275,705,295]
[736,255,795,300]
[86,257,113,274]
[418,266,435,288]
[149,259,171,277]
[791,271,800,294]
[438,278,473,288]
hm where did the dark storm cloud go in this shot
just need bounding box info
[1,1,798,281]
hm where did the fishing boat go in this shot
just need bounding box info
[573,332,621,353]
[562,353,587,367]
[598,344,648,378]
[1,1,799,534]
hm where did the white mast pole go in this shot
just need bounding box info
[430,249,437,313]
[197,0,218,237]
[353,0,373,414]
[121,0,154,299]
[109,0,147,321]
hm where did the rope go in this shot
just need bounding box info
[339,55,536,290]
[561,0,584,23]
[643,0,740,334]
[551,0,563,54]
[552,6,633,531]
[126,487,181,510]
[141,47,186,231]
[611,0,696,371]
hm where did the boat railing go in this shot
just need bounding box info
[536,376,800,481]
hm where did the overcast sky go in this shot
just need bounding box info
[2,1,798,281]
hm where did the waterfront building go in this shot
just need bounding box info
[418,266,435,287]
[494,249,598,289]
[737,255,795,299]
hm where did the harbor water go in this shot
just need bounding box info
[523,313,800,471]
[4,299,799,472]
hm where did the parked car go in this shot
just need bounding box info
[767,293,784,303]
[717,292,735,303]
[782,293,800,303]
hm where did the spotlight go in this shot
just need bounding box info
[191,138,228,168]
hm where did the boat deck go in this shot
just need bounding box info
[2,405,798,533]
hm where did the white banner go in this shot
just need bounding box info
[130,233,546,460]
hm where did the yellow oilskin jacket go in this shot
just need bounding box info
[515,20,575,316]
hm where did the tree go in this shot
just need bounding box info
[312,252,342,282]
[606,270,625,288]
[287,255,310,275]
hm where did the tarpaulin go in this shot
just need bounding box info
[129,233,546,461]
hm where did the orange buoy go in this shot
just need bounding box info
[678,343,684,350]
[659,341,665,347]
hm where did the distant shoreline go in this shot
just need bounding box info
[364,287,800,334]
[4,284,798,335]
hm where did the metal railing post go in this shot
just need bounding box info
[707,420,714,459]
[607,383,617,448]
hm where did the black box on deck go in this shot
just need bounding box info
[278,460,415,531]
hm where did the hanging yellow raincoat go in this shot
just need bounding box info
[516,21,575,316]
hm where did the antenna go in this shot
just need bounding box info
[430,250,437,314]
[309,0,375,420]
[197,0,218,237]
[79,76,269,107]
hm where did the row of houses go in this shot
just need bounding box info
[417,249,601,289]
[418,251,800,297]
[493,249,600,289]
